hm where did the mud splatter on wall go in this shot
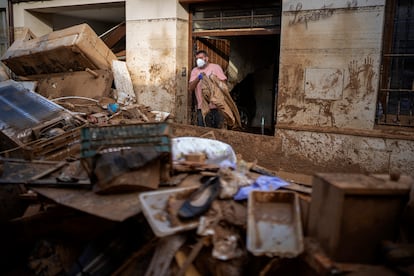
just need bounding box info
[346,57,375,95]
[127,17,189,123]
[278,1,385,129]
[305,68,344,100]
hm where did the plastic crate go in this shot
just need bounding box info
[80,122,171,159]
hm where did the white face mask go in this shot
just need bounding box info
[196,58,206,68]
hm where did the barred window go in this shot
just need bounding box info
[379,0,414,127]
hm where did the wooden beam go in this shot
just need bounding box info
[193,28,279,37]
[102,24,126,49]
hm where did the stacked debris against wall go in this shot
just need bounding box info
[0,23,169,160]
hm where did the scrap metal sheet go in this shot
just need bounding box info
[0,81,64,132]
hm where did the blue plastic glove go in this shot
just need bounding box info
[198,73,203,80]
[233,175,289,200]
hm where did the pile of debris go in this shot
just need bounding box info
[0,23,413,276]
[0,23,170,161]
[0,121,308,275]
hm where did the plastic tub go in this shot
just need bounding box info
[139,186,200,237]
[247,190,304,258]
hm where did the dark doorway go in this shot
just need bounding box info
[188,1,281,135]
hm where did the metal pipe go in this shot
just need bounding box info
[7,0,14,45]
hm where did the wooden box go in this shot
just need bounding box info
[1,23,116,76]
[307,173,412,263]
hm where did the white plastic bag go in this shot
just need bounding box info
[172,137,237,165]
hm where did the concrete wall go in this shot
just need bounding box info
[12,0,120,36]
[275,0,414,178]
[126,0,189,123]
[278,0,385,129]
[52,14,114,35]
[276,127,414,177]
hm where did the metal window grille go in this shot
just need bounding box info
[192,5,281,32]
[379,0,414,127]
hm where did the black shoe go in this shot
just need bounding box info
[178,176,221,219]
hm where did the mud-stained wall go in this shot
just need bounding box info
[126,0,188,123]
[171,123,414,179]
[278,0,385,129]
[273,0,414,178]
[276,128,414,177]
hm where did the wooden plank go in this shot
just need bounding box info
[13,27,36,41]
[275,170,313,186]
[282,183,311,194]
[28,161,67,182]
[102,23,126,49]
[175,248,202,276]
[176,237,207,276]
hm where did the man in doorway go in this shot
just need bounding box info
[188,50,227,128]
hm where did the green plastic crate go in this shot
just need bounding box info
[80,122,171,159]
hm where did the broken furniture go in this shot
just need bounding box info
[0,23,117,104]
[308,173,412,263]
[1,23,116,76]
[0,81,85,160]
[32,69,114,100]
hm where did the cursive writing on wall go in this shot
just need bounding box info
[289,3,334,28]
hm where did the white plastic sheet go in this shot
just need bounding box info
[172,137,237,165]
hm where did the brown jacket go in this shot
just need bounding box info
[200,74,241,130]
